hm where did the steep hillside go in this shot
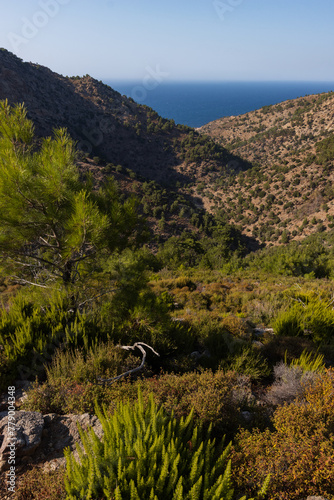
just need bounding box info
[199,92,334,244]
[0,49,247,189]
[0,48,257,245]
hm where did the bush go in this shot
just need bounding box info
[273,296,334,343]
[222,346,271,382]
[265,362,320,406]
[0,290,89,390]
[24,368,253,437]
[232,369,334,499]
[65,389,269,499]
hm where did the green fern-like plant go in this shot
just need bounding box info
[288,349,325,373]
[64,389,269,499]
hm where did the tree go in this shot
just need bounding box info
[0,100,146,301]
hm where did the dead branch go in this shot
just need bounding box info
[97,342,160,385]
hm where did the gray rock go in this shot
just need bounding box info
[41,413,103,470]
[252,340,264,349]
[0,411,44,472]
[190,350,211,361]
[190,351,201,360]
[241,411,253,423]
[306,497,328,500]
[0,410,103,472]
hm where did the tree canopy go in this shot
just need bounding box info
[0,100,147,298]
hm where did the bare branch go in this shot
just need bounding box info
[97,342,160,385]
[9,276,52,289]
[77,288,117,309]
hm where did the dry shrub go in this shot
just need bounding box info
[14,467,66,500]
[142,369,253,438]
[221,315,252,339]
[265,361,320,406]
[232,369,334,499]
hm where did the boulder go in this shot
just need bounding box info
[0,411,44,472]
[0,411,103,472]
[41,413,103,470]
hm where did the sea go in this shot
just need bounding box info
[104,80,334,129]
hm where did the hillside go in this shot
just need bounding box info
[0,48,257,245]
[199,92,334,244]
[0,49,248,187]
[1,51,334,500]
[2,48,334,247]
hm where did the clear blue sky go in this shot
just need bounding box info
[0,0,333,82]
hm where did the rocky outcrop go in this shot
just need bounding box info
[0,411,103,473]
[0,411,44,472]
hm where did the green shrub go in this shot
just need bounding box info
[0,291,90,390]
[65,389,269,499]
[289,348,325,373]
[273,296,334,343]
[222,346,271,382]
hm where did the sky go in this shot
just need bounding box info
[0,0,334,82]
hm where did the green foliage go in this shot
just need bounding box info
[289,348,325,373]
[315,132,334,165]
[44,341,141,385]
[243,233,333,278]
[0,100,146,294]
[273,295,334,343]
[64,389,267,499]
[157,232,204,270]
[222,346,271,382]
[0,290,87,389]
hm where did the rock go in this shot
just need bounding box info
[190,350,211,361]
[252,340,264,349]
[40,413,103,471]
[241,411,253,423]
[0,410,103,473]
[306,497,328,500]
[0,411,44,472]
[190,351,201,360]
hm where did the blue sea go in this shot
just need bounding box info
[104,80,334,128]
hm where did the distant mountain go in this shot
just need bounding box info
[199,92,334,244]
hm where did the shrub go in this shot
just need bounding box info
[232,369,334,499]
[24,368,253,438]
[273,296,334,343]
[290,348,325,373]
[222,346,271,382]
[65,389,269,499]
[265,362,320,406]
[142,370,253,439]
[44,341,141,385]
[0,290,89,390]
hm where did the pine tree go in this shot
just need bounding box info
[0,100,146,300]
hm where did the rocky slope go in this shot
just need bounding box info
[0,48,254,244]
[199,92,334,244]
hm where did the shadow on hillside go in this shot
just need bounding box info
[0,49,254,198]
